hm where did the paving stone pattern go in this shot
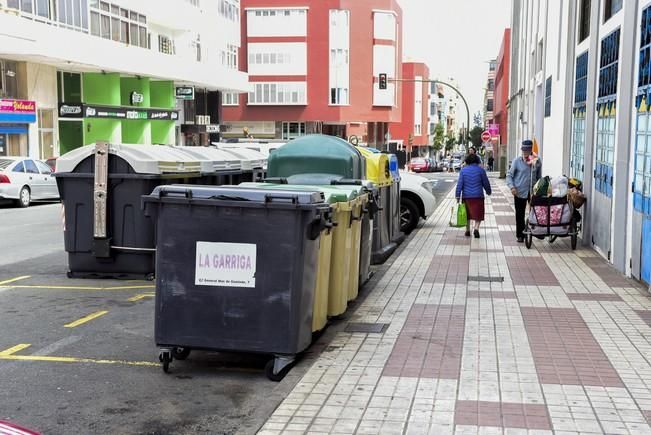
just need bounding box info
[258,177,651,435]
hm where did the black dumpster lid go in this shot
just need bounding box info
[149,185,326,205]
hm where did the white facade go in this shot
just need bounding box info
[414,75,423,136]
[509,0,651,284]
[246,7,307,38]
[329,9,350,106]
[372,10,397,107]
[247,42,307,76]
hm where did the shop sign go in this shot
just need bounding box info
[176,86,195,100]
[206,125,220,133]
[59,103,178,121]
[130,91,145,105]
[0,99,37,123]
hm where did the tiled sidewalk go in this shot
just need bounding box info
[258,177,651,435]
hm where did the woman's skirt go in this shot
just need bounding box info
[464,198,485,222]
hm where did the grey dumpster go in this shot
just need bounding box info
[54,142,202,279]
[215,146,266,183]
[142,185,332,380]
[172,146,243,185]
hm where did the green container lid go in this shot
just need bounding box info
[238,182,356,204]
[267,135,364,180]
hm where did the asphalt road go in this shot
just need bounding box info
[0,174,455,435]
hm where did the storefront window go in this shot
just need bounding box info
[38,109,55,159]
[282,122,306,140]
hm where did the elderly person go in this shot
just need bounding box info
[456,153,492,238]
[506,140,542,243]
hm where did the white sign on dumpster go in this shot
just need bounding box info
[195,242,257,288]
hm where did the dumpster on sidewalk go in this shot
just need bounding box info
[55,142,203,279]
[171,146,243,186]
[387,153,405,246]
[214,146,266,183]
[267,135,365,180]
[239,181,362,318]
[356,146,398,264]
[143,185,332,380]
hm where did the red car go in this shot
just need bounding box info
[408,158,429,173]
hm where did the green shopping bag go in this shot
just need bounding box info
[450,202,468,228]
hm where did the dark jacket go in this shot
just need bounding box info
[456,164,492,199]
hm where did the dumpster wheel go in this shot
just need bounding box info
[159,349,172,373]
[172,347,191,360]
[265,356,295,382]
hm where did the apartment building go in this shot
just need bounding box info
[0,0,248,157]
[484,59,497,129]
[221,0,403,148]
[390,62,429,153]
[493,29,511,170]
[509,0,651,286]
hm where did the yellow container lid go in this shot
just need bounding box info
[356,147,392,187]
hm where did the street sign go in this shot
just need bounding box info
[488,123,499,136]
[481,131,491,142]
[176,86,195,100]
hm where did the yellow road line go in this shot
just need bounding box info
[0,343,31,356]
[64,310,109,328]
[127,293,155,302]
[0,276,31,286]
[0,354,158,367]
[0,285,154,291]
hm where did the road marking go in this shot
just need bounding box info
[0,284,154,291]
[127,293,155,302]
[0,343,31,356]
[0,354,159,368]
[32,336,82,356]
[64,310,109,328]
[0,276,31,286]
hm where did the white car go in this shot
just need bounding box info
[399,171,436,234]
[0,157,60,207]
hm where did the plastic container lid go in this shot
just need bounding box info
[153,184,325,205]
[172,146,242,173]
[238,182,355,204]
[56,143,203,175]
[216,147,266,171]
[356,146,392,187]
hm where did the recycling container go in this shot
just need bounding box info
[143,185,331,380]
[217,147,266,183]
[387,153,405,246]
[54,142,202,279]
[267,135,365,180]
[240,181,359,318]
[356,147,397,264]
[172,146,243,185]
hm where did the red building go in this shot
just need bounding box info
[390,62,429,153]
[222,0,403,147]
[494,29,511,156]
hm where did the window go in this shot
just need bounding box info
[544,76,552,117]
[634,5,651,214]
[56,0,89,32]
[222,44,238,69]
[329,10,350,106]
[90,3,148,46]
[282,122,306,140]
[604,0,622,23]
[486,99,494,112]
[570,111,586,180]
[24,160,39,174]
[489,61,496,72]
[13,161,25,173]
[248,82,306,105]
[223,93,239,106]
[36,161,52,174]
[575,52,589,105]
[487,79,494,91]
[579,0,591,42]
[0,60,18,99]
[219,0,240,23]
[38,109,55,160]
[158,35,175,55]
[595,107,616,197]
[598,29,620,99]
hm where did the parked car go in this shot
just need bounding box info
[399,171,436,234]
[0,157,60,207]
[451,158,462,171]
[45,157,58,172]
[407,157,429,173]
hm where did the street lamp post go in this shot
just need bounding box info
[388,77,471,151]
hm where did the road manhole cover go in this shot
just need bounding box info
[467,276,504,282]
[345,323,390,334]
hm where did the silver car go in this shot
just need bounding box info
[0,157,60,207]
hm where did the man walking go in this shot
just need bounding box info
[506,140,542,243]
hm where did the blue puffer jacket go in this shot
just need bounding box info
[456,164,492,199]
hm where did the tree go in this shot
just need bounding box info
[445,135,456,153]
[469,126,484,149]
[433,123,445,150]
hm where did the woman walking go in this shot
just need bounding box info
[455,154,492,238]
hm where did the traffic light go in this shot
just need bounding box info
[379,73,388,90]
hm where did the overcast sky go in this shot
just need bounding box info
[400,0,512,125]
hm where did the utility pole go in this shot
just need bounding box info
[384,77,471,151]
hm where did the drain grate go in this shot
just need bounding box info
[345,322,390,334]
[467,275,505,283]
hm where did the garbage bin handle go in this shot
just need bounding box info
[264,194,298,204]
[158,187,193,199]
[263,177,289,184]
[331,179,362,186]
